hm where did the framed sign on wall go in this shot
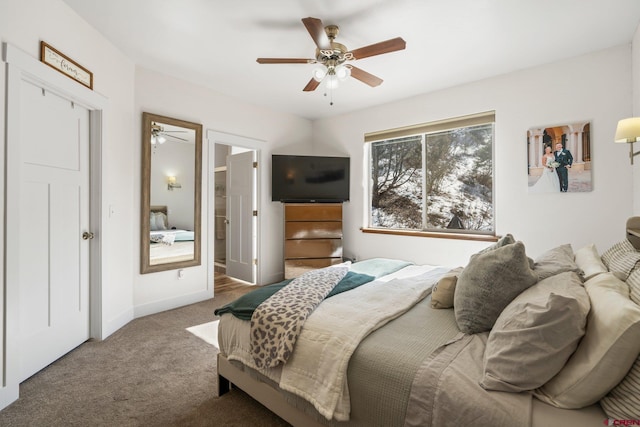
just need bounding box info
[40,41,93,90]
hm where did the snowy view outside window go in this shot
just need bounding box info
[370,122,494,234]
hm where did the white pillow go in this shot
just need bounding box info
[150,212,159,231]
[574,244,607,280]
[534,272,640,408]
[154,212,168,230]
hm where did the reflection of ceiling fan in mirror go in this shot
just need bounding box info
[257,17,406,92]
[150,122,188,145]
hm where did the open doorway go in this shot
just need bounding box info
[207,130,261,291]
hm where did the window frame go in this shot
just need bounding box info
[364,111,496,240]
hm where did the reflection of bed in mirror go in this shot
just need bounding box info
[149,205,195,265]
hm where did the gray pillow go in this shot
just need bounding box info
[478,233,535,268]
[533,244,583,281]
[454,241,538,334]
[480,272,590,392]
[476,233,515,254]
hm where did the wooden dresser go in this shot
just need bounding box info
[284,203,343,279]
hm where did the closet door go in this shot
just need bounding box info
[226,150,256,283]
[16,81,91,381]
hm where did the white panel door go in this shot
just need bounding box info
[226,151,256,282]
[18,81,91,382]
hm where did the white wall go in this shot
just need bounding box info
[314,45,635,267]
[632,25,640,213]
[133,67,313,316]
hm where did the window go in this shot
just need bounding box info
[366,112,494,236]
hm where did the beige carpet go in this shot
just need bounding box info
[0,290,291,426]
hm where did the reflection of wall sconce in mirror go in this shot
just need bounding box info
[167,176,182,191]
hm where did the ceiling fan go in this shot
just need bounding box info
[151,122,188,145]
[257,17,406,92]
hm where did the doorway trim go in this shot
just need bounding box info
[2,42,106,409]
[206,130,262,288]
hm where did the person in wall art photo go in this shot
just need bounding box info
[529,145,560,193]
[527,122,593,193]
[554,141,573,192]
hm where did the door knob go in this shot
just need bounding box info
[82,231,95,240]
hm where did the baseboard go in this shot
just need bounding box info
[0,382,19,413]
[133,290,212,319]
[261,271,284,286]
[101,307,135,340]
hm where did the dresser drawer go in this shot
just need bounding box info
[285,239,343,259]
[285,221,342,239]
[284,204,342,221]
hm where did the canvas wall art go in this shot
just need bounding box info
[527,121,592,193]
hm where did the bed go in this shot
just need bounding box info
[215,233,640,426]
[149,205,195,265]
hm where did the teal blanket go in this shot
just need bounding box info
[214,271,374,320]
[349,258,413,278]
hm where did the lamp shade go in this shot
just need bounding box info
[335,64,351,80]
[312,67,327,82]
[614,117,640,143]
[326,75,339,89]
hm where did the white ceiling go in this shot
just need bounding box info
[62,0,640,120]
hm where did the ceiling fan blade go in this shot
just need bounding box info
[165,134,189,142]
[349,66,383,87]
[257,58,311,64]
[303,78,321,92]
[349,37,406,60]
[302,17,331,50]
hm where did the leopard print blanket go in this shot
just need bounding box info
[250,266,349,369]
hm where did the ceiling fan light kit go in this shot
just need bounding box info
[150,122,188,144]
[256,17,406,99]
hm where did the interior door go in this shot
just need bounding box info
[17,81,91,382]
[226,150,256,282]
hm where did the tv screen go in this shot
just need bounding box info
[271,155,350,202]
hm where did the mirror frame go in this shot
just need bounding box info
[140,112,203,274]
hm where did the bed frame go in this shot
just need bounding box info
[150,205,168,216]
[217,354,326,427]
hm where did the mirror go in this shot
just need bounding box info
[141,112,202,274]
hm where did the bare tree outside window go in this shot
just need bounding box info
[369,121,493,234]
[371,136,422,228]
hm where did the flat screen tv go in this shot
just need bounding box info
[271,155,350,203]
